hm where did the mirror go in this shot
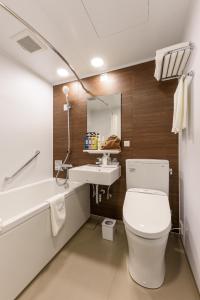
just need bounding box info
[87,93,121,140]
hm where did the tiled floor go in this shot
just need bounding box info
[17,217,199,300]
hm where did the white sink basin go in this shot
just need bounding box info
[69,164,121,186]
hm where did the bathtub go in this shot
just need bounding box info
[0,178,90,300]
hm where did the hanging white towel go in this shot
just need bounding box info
[172,75,192,133]
[47,193,66,237]
[172,76,184,133]
[154,42,190,81]
[0,218,3,232]
[183,75,192,129]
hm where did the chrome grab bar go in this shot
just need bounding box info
[4,150,40,182]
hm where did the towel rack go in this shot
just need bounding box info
[159,43,193,81]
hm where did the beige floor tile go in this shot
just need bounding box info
[17,220,199,300]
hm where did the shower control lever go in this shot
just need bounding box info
[61,164,73,170]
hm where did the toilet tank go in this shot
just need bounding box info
[126,159,169,195]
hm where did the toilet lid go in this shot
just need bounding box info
[123,188,171,239]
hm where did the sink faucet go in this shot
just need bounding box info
[102,153,111,166]
[96,153,112,166]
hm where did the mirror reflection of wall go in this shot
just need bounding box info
[87,93,121,140]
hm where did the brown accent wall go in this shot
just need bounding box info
[53,61,179,226]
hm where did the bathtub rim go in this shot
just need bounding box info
[0,177,83,195]
[0,178,87,236]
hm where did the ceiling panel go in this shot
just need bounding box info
[82,0,149,38]
[0,0,191,84]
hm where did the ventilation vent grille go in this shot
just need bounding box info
[12,30,47,53]
[16,36,42,53]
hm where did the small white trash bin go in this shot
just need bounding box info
[102,218,116,241]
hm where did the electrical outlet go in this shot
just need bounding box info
[124,140,131,147]
[55,160,62,171]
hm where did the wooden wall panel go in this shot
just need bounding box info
[53,61,179,226]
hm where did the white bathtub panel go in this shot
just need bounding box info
[0,210,54,300]
[0,184,90,300]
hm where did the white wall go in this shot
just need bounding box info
[179,0,200,291]
[0,51,53,191]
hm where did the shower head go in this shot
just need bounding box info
[62,85,71,110]
[62,85,69,96]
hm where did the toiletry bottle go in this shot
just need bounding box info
[91,132,94,150]
[96,133,100,150]
[96,134,98,150]
[86,133,89,150]
[97,134,101,150]
[90,132,94,150]
[84,133,89,150]
[92,132,96,150]
[94,132,98,150]
[88,133,92,150]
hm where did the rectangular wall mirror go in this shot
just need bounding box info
[87,93,121,140]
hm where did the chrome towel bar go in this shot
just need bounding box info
[4,150,40,182]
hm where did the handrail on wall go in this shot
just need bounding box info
[4,150,40,182]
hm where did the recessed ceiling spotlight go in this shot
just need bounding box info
[57,68,69,77]
[91,57,104,68]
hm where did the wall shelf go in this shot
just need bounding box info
[83,149,121,154]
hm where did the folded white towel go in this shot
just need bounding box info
[48,193,66,237]
[172,75,192,133]
[154,42,190,81]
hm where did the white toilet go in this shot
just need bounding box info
[123,159,171,289]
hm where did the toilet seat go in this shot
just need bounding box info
[123,188,171,239]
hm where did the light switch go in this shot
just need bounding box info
[124,140,130,147]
